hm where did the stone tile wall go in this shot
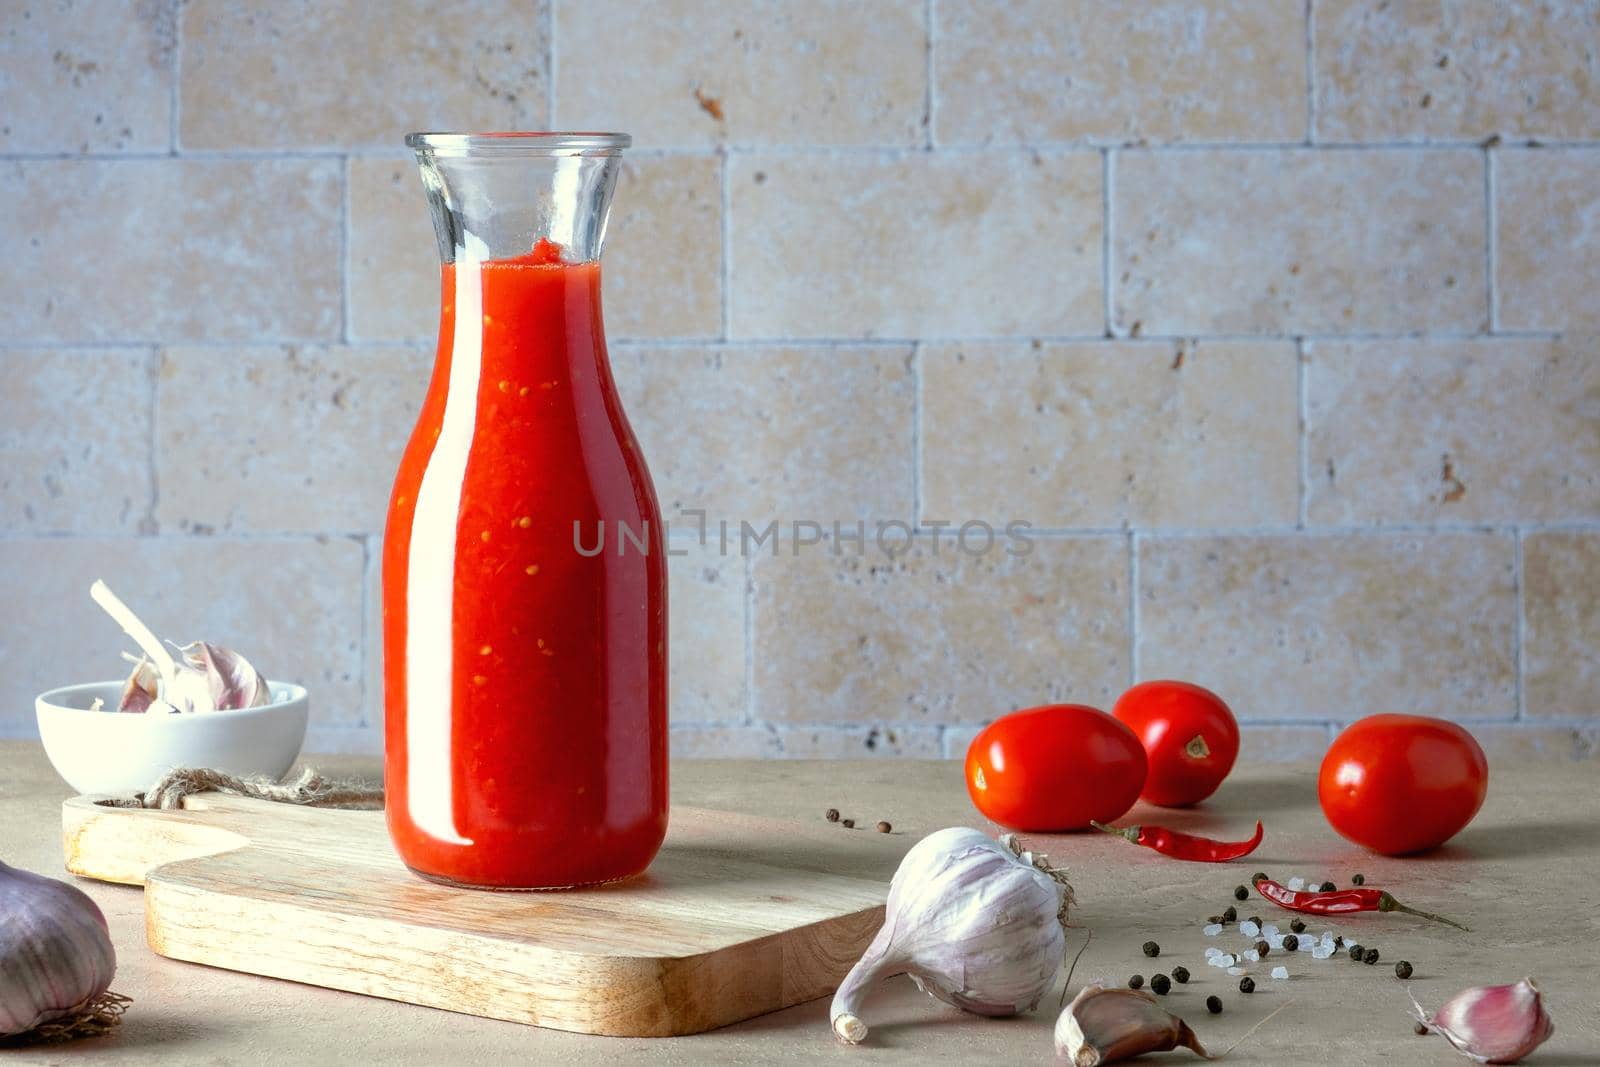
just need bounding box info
[2,1,1596,761]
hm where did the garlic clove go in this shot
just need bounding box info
[189,641,272,710]
[1054,984,1209,1066]
[829,827,1073,1044]
[117,656,160,713]
[0,859,119,1038]
[1413,978,1554,1064]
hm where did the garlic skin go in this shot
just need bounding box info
[829,827,1073,1044]
[1054,984,1208,1066]
[1413,978,1554,1064]
[0,860,117,1037]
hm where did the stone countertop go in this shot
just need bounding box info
[1,741,1595,1065]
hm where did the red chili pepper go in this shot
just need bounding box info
[1089,819,1263,862]
[1252,875,1469,931]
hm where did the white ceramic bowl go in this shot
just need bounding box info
[36,680,309,796]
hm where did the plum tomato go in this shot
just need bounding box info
[1112,680,1240,807]
[964,704,1147,831]
[1318,714,1488,855]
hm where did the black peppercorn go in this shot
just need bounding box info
[1247,916,1261,928]
[1413,1021,1429,1036]
[1364,948,1380,965]
[1221,906,1237,923]
[1352,873,1366,886]
[875,821,892,833]
[841,818,855,828]
[1128,974,1144,990]
[1395,960,1413,979]
[1289,918,1306,933]
[1142,940,1161,958]
[1233,885,1248,900]
[1206,995,1223,1014]
[1320,881,1336,892]
[1254,939,1270,957]
[1348,945,1363,961]
[1171,966,1190,984]
[1208,914,1226,924]
[1150,973,1171,995]
[1282,934,1299,951]
[825,808,840,822]
[1250,871,1267,885]
[1238,976,1255,993]
[1334,936,1344,948]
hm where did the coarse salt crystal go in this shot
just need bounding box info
[1287,876,1305,891]
[1243,950,1260,962]
[1268,934,1287,950]
[1271,966,1289,980]
[1262,924,1280,938]
[1227,966,1246,976]
[1204,923,1224,936]
[1312,945,1334,959]
[1240,920,1260,937]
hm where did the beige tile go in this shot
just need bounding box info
[922,340,1298,528]
[1497,149,1600,332]
[0,348,152,534]
[1138,533,1517,721]
[178,0,548,148]
[0,537,366,731]
[555,0,926,147]
[1315,0,1600,142]
[0,0,174,152]
[1237,725,1332,763]
[1307,338,1600,524]
[605,156,725,339]
[1114,149,1485,335]
[776,725,943,758]
[0,159,341,342]
[732,152,1102,338]
[1468,725,1600,763]
[667,542,746,723]
[612,345,915,523]
[303,725,382,757]
[155,346,429,534]
[349,154,723,341]
[753,535,1127,723]
[942,724,983,759]
[1524,532,1600,721]
[937,0,1305,145]
[670,725,781,758]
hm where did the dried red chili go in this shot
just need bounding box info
[1251,875,1468,931]
[1089,819,1264,862]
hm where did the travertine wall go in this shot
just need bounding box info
[2,1,1597,760]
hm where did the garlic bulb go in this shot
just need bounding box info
[90,580,271,714]
[0,859,118,1038]
[829,827,1073,1044]
[1055,984,1209,1065]
[1412,978,1554,1063]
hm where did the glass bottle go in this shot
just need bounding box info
[383,133,667,889]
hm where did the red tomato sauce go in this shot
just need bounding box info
[382,242,668,888]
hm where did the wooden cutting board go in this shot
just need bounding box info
[61,794,908,1037]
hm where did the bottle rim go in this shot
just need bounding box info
[405,131,631,156]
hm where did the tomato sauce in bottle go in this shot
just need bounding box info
[383,134,667,889]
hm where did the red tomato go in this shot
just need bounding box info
[1318,715,1488,855]
[965,704,1147,831]
[1112,680,1240,807]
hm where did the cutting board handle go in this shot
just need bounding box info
[62,794,251,886]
